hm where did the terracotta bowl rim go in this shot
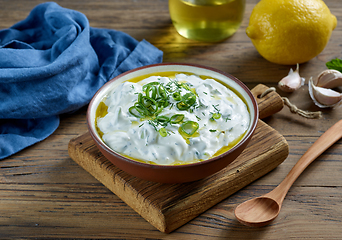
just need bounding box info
[87,62,259,170]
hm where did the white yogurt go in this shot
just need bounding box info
[97,73,250,165]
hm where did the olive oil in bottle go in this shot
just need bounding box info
[169,0,245,42]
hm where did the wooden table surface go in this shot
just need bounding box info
[1,0,341,239]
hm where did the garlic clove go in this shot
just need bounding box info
[314,69,342,89]
[309,77,342,108]
[278,63,305,92]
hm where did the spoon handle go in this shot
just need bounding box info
[268,119,342,203]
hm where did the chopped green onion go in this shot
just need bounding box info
[182,92,196,106]
[129,106,143,118]
[180,121,199,136]
[141,96,157,114]
[146,85,157,99]
[155,105,164,115]
[156,115,170,124]
[138,92,143,103]
[172,91,181,101]
[170,114,184,124]
[158,85,167,99]
[181,83,191,91]
[176,102,190,110]
[129,78,202,135]
[213,113,221,119]
[158,99,169,108]
[134,102,150,116]
[159,128,168,137]
[142,82,159,92]
[165,82,173,92]
[212,112,221,120]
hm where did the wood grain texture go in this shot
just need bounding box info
[250,84,284,119]
[234,120,342,227]
[1,0,342,239]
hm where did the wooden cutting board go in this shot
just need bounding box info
[68,84,289,233]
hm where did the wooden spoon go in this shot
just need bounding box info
[235,119,342,227]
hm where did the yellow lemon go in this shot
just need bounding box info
[246,0,337,65]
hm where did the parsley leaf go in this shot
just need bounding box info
[326,58,342,72]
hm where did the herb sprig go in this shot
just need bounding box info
[326,58,342,72]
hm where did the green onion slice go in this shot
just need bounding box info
[159,127,168,137]
[141,96,156,114]
[145,85,157,99]
[172,91,181,101]
[158,85,167,99]
[155,105,164,115]
[129,106,144,118]
[142,82,160,92]
[176,102,190,110]
[180,121,199,136]
[181,83,191,91]
[212,113,221,119]
[134,102,150,116]
[156,115,170,123]
[170,114,184,124]
[138,92,143,103]
[182,92,196,106]
[157,99,169,108]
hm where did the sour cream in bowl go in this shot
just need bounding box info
[87,63,258,183]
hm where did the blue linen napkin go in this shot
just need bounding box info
[0,2,163,159]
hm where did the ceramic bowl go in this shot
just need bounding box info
[87,63,258,183]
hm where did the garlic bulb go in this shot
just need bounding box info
[309,77,342,108]
[313,69,342,89]
[278,63,305,92]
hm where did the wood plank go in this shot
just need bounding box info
[1,183,340,239]
[184,186,342,240]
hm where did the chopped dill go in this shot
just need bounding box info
[169,103,174,110]
[148,120,158,131]
[212,104,220,112]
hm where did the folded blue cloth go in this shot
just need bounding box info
[0,2,163,159]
